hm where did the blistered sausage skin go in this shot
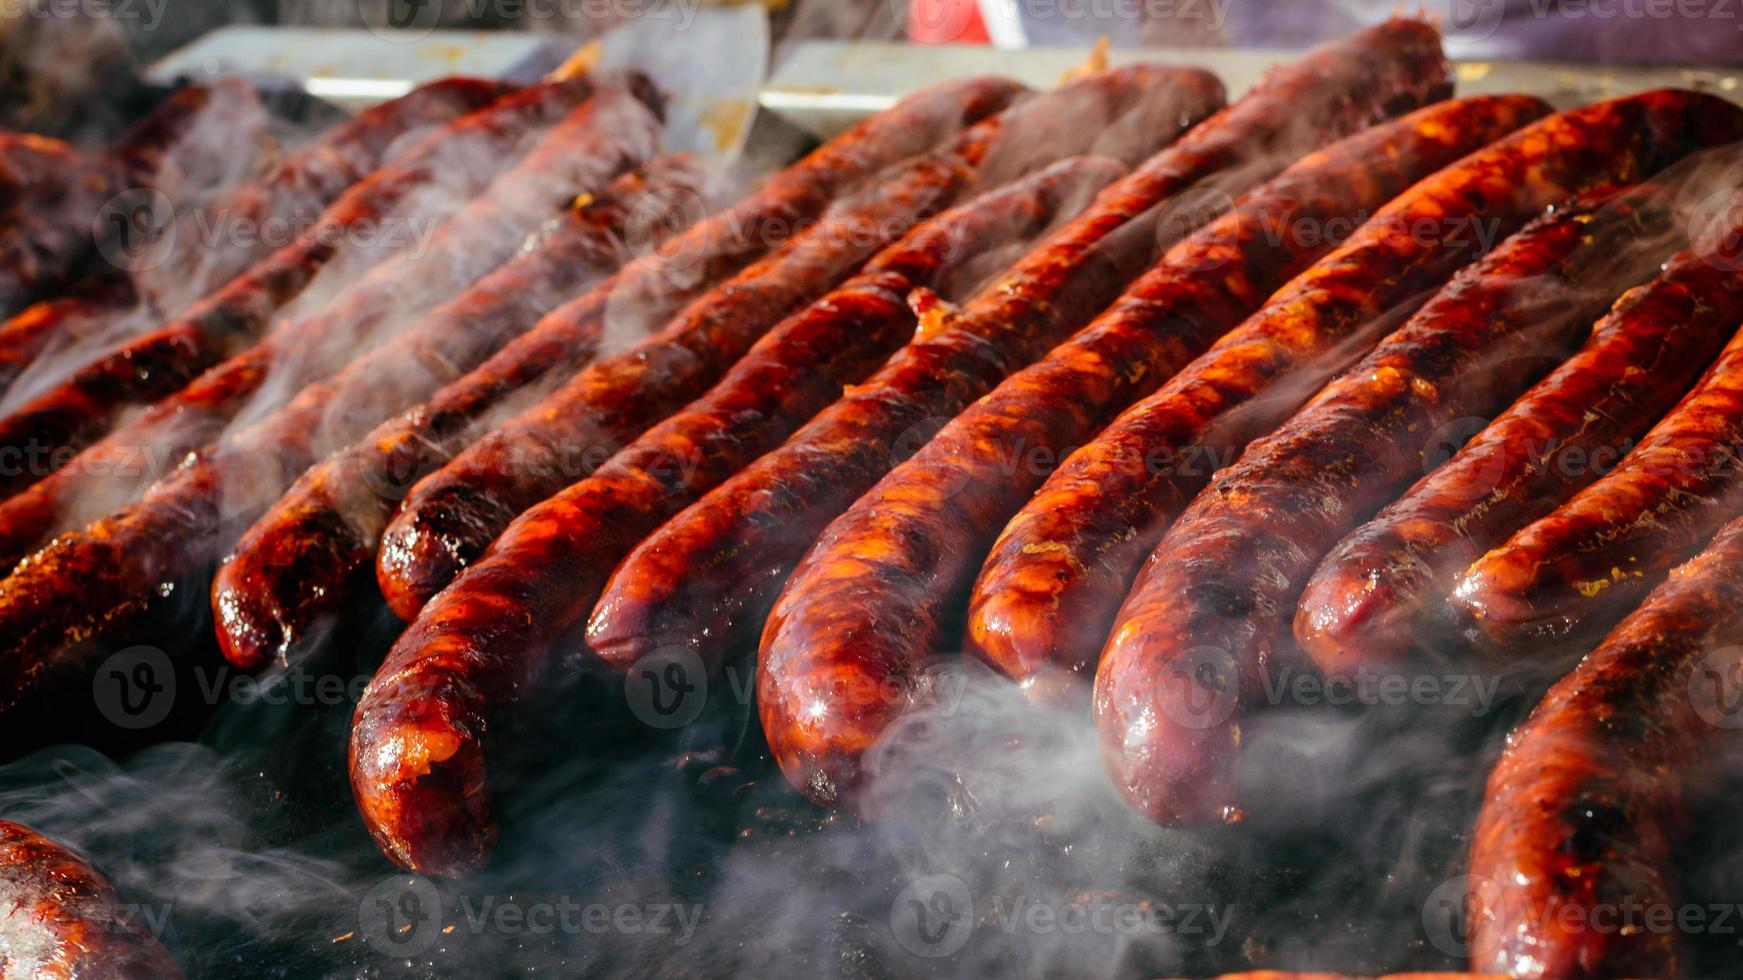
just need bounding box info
[1297,217,1743,675]
[208,75,1029,672]
[0,820,182,979]
[0,89,665,572]
[0,80,270,320]
[0,78,606,500]
[752,94,1552,806]
[0,77,507,402]
[372,65,1224,619]
[0,77,510,398]
[349,157,1122,876]
[1085,90,1743,828]
[591,17,1455,692]
[772,92,1718,812]
[0,163,703,732]
[1085,188,1672,824]
[946,96,1553,702]
[1451,312,1743,650]
[1468,514,1743,979]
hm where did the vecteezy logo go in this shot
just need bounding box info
[1157,645,1240,730]
[92,646,175,730]
[361,0,443,42]
[359,874,443,957]
[93,188,175,274]
[1422,873,1503,961]
[360,438,428,503]
[1445,0,1507,42]
[1688,186,1743,273]
[1689,645,1743,730]
[624,646,707,729]
[890,874,973,958]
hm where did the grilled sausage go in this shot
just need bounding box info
[372,65,1224,619]
[766,93,1722,813]
[0,161,700,590]
[0,77,511,399]
[588,18,1455,693]
[0,88,663,570]
[348,156,1122,876]
[0,77,607,499]
[1086,90,1743,828]
[0,80,270,319]
[0,820,181,979]
[1451,314,1743,651]
[0,163,706,735]
[1467,514,1743,978]
[209,76,1031,671]
[1296,209,1743,675]
[0,132,88,214]
[952,97,1559,703]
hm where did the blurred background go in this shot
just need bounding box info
[6,0,1737,142]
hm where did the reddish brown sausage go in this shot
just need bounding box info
[749,93,1552,800]
[0,133,88,214]
[0,162,704,731]
[0,77,510,398]
[949,96,1560,703]
[1467,514,1743,978]
[1451,312,1743,650]
[1088,91,1743,828]
[770,92,1735,814]
[0,77,604,499]
[347,156,1121,876]
[209,76,1031,671]
[0,88,663,571]
[0,820,181,978]
[371,65,1224,619]
[588,18,1455,693]
[1296,207,1743,675]
[0,80,270,319]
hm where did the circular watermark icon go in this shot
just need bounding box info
[1156,645,1240,731]
[1156,185,1236,262]
[1422,873,1504,961]
[1688,645,1743,730]
[1422,413,1498,480]
[93,188,175,274]
[360,439,431,503]
[890,873,974,958]
[889,417,973,499]
[623,646,707,729]
[1688,186,1743,273]
[359,874,444,957]
[92,645,175,730]
[359,0,444,42]
[620,184,711,271]
[1444,0,1508,41]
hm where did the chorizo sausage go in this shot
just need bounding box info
[0,160,704,734]
[588,17,1456,692]
[1088,90,1743,828]
[0,87,663,570]
[0,76,511,399]
[349,155,1122,876]
[1467,514,1743,978]
[1296,202,1743,675]
[954,96,1557,702]
[209,76,1031,671]
[372,65,1224,619]
[1451,312,1743,651]
[0,77,607,499]
[0,819,181,979]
